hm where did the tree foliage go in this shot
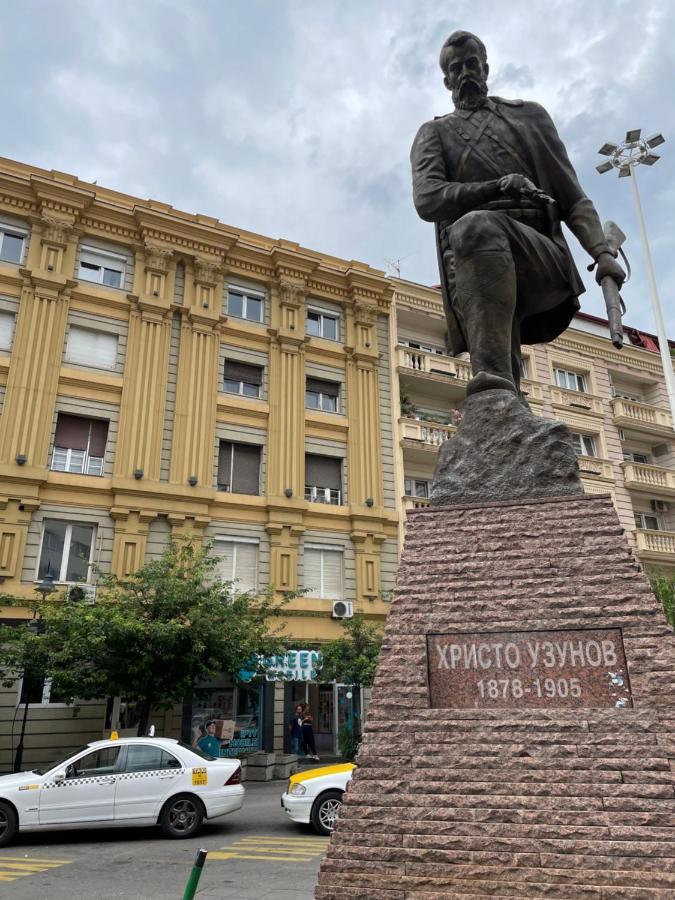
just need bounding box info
[319,613,383,688]
[650,572,675,629]
[0,542,287,735]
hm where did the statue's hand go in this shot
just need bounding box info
[595,251,626,288]
[498,174,555,206]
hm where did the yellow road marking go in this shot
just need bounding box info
[0,861,67,869]
[0,875,18,881]
[0,857,73,864]
[210,852,317,861]
[0,857,73,880]
[209,835,329,863]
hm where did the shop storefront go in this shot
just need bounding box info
[182,677,272,758]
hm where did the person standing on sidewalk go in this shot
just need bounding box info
[288,704,304,755]
[302,705,320,760]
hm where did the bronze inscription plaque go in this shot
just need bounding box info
[427,628,632,709]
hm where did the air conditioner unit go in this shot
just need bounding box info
[331,600,353,619]
[651,500,669,513]
[68,583,97,604]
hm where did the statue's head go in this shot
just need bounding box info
[439,30,489,110]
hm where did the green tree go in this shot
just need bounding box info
[650,572,675,628]
[1,542,287,736]
[319,613,383,752]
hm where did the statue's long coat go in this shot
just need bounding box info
[411,96,608,354]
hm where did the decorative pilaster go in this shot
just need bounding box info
[167,513,210,543]
[266,523,305,592]
[111,508,157,576]
[0,497,40,583]
[351,530,385,604]
[168,255,222,487]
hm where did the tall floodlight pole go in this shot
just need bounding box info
[597,131,675,428]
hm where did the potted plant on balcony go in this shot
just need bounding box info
[400,386,416,418]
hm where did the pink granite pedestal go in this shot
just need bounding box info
[315,494,675,899]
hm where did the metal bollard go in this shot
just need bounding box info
[182,848,208,900]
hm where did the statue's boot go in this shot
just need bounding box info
[453,247,518,397]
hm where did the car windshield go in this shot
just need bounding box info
[177,741,217,762]
[32,745,90,775]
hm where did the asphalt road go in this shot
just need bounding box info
[0,781,325,900]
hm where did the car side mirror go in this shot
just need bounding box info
[53,771,66,783]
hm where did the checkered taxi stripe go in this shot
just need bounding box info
[43,768,187,788]
[0,856,73,882]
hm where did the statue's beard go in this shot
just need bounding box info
[453,78,488,110]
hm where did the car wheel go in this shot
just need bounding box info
[159,794,204,839]
[0,801,18,847]
[311,790,343,836]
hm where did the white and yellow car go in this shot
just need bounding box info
[281,763,355,835]
[0,737,244,847]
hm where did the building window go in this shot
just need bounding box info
[519,357,529,379]
[404,478,430,498]
[37,520,95,583]
[307,308,339,341]
[623,450,650,465]
[0,223,27,264]
[78,246,127,289]
[0,310,15,352]
[65,326,118,369]
[305,454,342,505]
[398,338,444,355]
[223,360,263,398]
[554,368,587,392]
[20,674,64,706]
[570,432,597,457]
[304,545,344,600]
[306,377,339,412]
[227,289,264,323]
[217,441,261,494]
[51,414,108,476]
[635,512,660,531]
[213,538,259,594]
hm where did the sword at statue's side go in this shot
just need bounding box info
[593,221,630,350]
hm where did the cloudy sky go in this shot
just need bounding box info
[2,0,673,336]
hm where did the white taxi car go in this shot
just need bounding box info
[0,737,244,847]
[281,763,355,835]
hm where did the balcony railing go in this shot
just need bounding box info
[612,398,673,435]
[551,386,603,415]
[635,529,675,558]
[305,486,342,505]
[400,417,456,448]
[622,462,675,496]
[403,495,431,511]
[397,347,472,383]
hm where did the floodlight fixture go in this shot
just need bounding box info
[646,133,665,149]
[596,126,674,427]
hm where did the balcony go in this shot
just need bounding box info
[397,346,471,400]
[577,455,613,481]
[400,417,456,447]
[612,398,673,438]
[634,529,675,563]
[551,386,603,416]
[622,462,675,498]
[403,495,431,512]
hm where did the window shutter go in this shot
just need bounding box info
[232,443,261,494]
[303,548,322,596]
[305,454,341,490]
[0,311,15,350]
[224,360,263,385]
[66,327,118,369]
[213,540,235,581]
[306,377,338,397]
[322,550,344,600]
[217,442,233,489]
[234,542,258,594]
[88,419,109,457]
[54,414,90,451]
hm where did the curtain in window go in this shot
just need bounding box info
[54,414,90,451]
[306,377,338,397]
[232,444,261,494]
[223,361,263,385]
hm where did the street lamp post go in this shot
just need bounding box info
[13,570,56,773]
[597,130,675,428]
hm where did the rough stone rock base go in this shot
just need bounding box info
[431,390,583,505]
[315,495,675,899]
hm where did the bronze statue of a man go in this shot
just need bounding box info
[411,30,625,399]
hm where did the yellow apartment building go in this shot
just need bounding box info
[1,157,673,770]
